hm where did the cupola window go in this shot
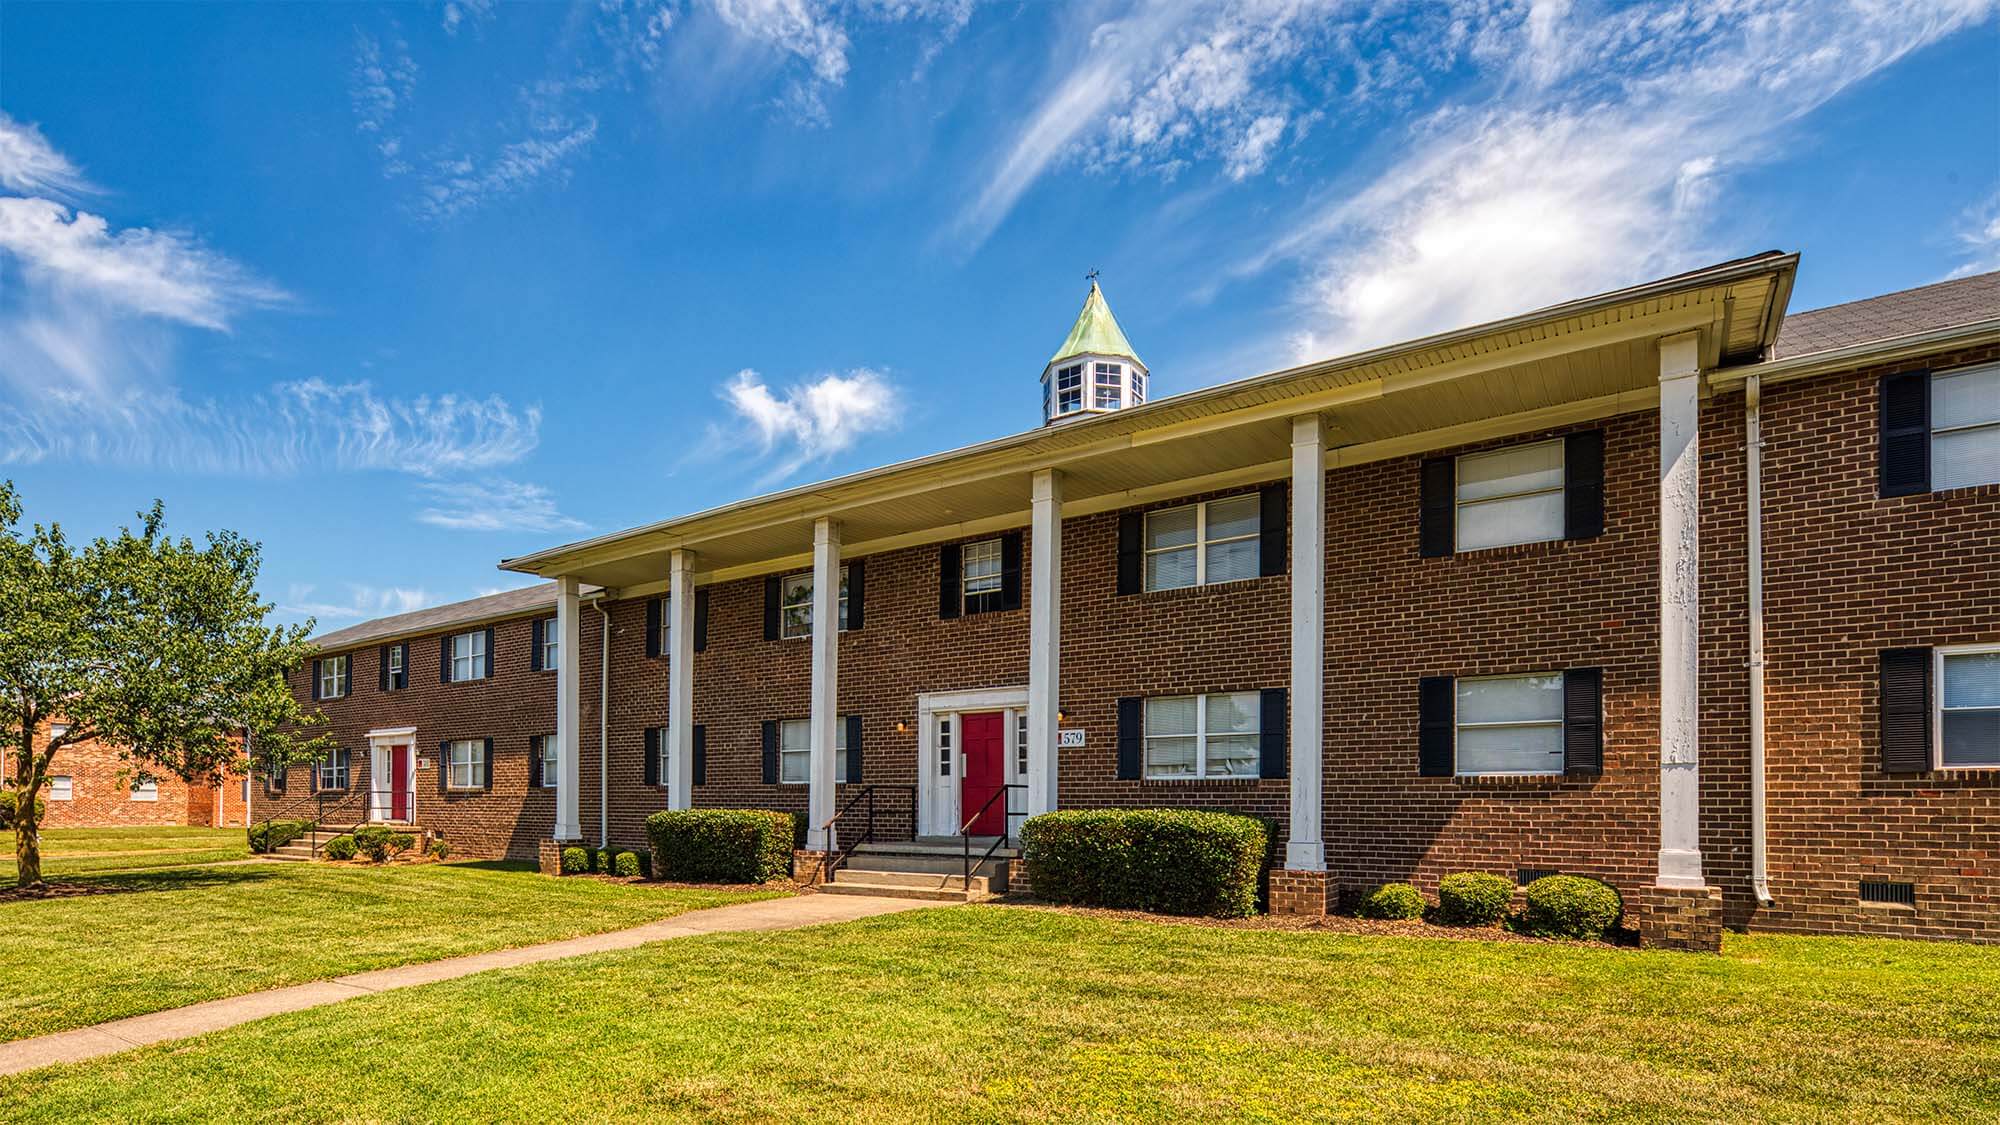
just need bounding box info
[1055,364,1084,415]
[1094,362,1123,408]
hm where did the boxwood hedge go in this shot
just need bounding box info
[646,809,796,884]
[1519,874,1624,940]
[1019,809,1268,918]
[1436,871,1514,927]
[248,820,311,853]
[1357,882,1426,920]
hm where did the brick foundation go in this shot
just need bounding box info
[1636,885,1725,952]
[793,849,834,885]
[1007,857,1031,896]
[1269,868,1329,916]
[537,837,577,876]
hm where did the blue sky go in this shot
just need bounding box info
[3,0,1996,632]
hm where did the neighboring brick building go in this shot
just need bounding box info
[289,259,2000,947]
[3,721,248,829]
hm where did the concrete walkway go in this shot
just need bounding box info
[0,892,929,1078]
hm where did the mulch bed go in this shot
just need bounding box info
[0,880,130,903]
[987,896,1638,947]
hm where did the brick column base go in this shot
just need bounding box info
[1636,885,1725,952]
[538,838,579,877]
[793,849,834,885]
[1269,868,1330,916]
[1006,858,1031,897]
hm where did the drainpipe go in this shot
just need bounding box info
[594,598,612,850]
[1746,374,1774,906]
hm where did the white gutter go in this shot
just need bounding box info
[594,599,612,850]
[1746,374,1774,906]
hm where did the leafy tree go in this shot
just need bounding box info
[0,481,327,886]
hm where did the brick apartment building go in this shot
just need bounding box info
[280,256,2000,947]
[4,721,248,829]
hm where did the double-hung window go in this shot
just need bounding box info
[1455,674,1565,776]
[1054,363,1083,415]
[49,776,73,801]
[130,777,159,802]
[316,748,350,791]
[450,631,487,682]
[445,739,488,790]
[540,619,560,672]
[778,719,848,784]
[318,655,349,700]
[1143,692,1260,779]
[534,734,559,788]
[779,568,849,640]
[385,643,406,690]
[1093,361,1123,409]
[961,538,1004,615]
[1144,494,1261,591]
[1940,645,2000,768]
[1932,363,2000,491]
[1456,440,1565,551]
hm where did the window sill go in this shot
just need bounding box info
[1139,776,1266,785]
[1452,773,1571,788]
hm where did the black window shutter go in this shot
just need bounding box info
[440,636,451,683]
[483,628,496,679]
[1562,668,1604,775]
[1000,532,1024,611]
[379,646,390,692]
[1564,430,1605,540]
[310,659,322,701]
[1259,483,1288,577]
[760,720,779,784]
[1418,676,1454,777]
[1259,687,1288,779]
[763,577,781,641]
[1879,371,1931,498]
[645,598,662,658]
[845,713,863,784]
[694,590,709,652]
[1880,648,1933,773]
[530,619,545,672]
[938,542,963,620]
[439,741,451,787]
[481,738,494,789]
[529,736,543,789]
[1419,458,1455,558]
[847,559,866,631]
[1116,697,1143,780]
[1117,512,1144,595]
[643,728,660,786]
[692,725,706,786]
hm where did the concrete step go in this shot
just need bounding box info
[853,838,1019,860]
[263,851,311,862]
[817,880,980,903]
[830,869,991,894]
[844,853,1011,880]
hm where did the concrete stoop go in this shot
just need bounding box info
[819,839,1018,902]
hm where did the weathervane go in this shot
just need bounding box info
[1085,268,1099,284]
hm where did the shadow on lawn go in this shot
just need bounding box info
[0,864,289,904]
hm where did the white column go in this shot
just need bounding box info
[807,518,841,852]
[1026,469,1063,819]
[554,576,583,842]
[1657,331,1705,889]
[1286,415,1326,871]
[665,549,697,811]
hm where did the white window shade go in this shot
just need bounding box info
[1457,441,1565,551]
[1143,495,1263,591]
[1941,649,2000,767]
[1456,674,1564,775]
[779,718,847,783]
[1203,495,1261,583]
[1143,692,1260,779]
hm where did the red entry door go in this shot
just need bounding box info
[390,746,412,821]
[960,712,1006,837]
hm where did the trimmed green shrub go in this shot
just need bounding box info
[250,820,312,853]
[1519,875,1624,940]
[1019,809,1268,918]
[352,825,394,863]
[560,846,591,875]
[387,832,415,858]
[0,790,44,829]
[646,809,796,884]
[322,836,356,861]
[636,851,653,879]
[1436,872,1514,927]
[1357,883,1426,920]
[614,851,641,878]
[594,846,615,874]
[428,839,451,860]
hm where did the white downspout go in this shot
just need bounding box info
[594,598,612,850]
[1747,374,1774,906]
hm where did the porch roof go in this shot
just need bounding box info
[501,253,1796,594]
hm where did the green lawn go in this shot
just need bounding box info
[0,861,779,1041]
[2,905,1994,1122]
[0,826,249,878]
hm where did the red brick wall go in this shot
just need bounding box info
[26,727,197,828]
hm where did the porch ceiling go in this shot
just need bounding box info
[506,255,1794,593]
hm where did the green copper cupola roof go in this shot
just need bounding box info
[1048,280,1142,367]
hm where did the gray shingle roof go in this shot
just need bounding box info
[309,583,561,651]
[1774,270,2000,359]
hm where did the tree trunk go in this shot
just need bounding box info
[15,815,41,887]
[13,726,44,888]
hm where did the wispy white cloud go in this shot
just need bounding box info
[442,0,497,36]
[416,478,588,532]
[411,117,600,223]
[0,112,91,197]
[1948,192,2000,279]
[282,582,436,623]
[710,366,899,482]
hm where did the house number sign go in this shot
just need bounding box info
[1057,729,1086,748]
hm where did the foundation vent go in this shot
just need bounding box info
[1858,880,1916,906]
[1517,868,1561,885]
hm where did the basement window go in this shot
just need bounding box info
[1938,645,2000,768]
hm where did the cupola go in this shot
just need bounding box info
[1041,275,1146,425]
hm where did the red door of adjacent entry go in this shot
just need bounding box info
[959,712,1006,837]
[390,746,412,822]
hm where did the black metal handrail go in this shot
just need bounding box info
[251,783,372,859]
[961,783,1026,889]
[816,784,918,885]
